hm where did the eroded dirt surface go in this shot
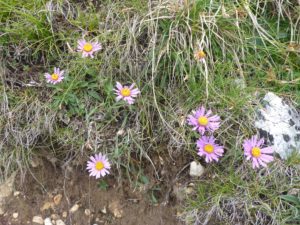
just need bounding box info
[0,152,188,225]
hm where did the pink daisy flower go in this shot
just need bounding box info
[86,153,111,179]
[44,67,65,84]
[114,82,140,105]
[187,106,220,134]
[194,49,206,63]
[196,136,224,163]
[243,136,274,169]
[77,39,102,58]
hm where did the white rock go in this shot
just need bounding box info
[108,200,123,218]
[32,216,44,224]
[69,204,79,213]
[56,219,65,225]
[62,212,67,218]
[13,191,20,197]
[12,212,18,218]
[100,207,107,214]
[255,92,300,159]
[44,218,53,225]
[189,161,205,177]
[84,209,91,216]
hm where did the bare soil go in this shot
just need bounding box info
[0,151,188,225]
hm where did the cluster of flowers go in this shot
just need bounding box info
[192,48,274,169]
[47,43,275,180]
[44,39,142,179]
[187,106,274,169]
[45,39,140,104]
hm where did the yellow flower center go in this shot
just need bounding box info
[251,147,261,158]
[195,50,206,59]
[121,88,131,97]
[83,43,93,52]
[51,73,59,80]
[198,116,208,126]
[204,144,214,154]
[95,161,104,171]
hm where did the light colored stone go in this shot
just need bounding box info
[44,218,53,225]
[62,212,67,218]
[40,201,54,211]
[56,219,65,225]
[100,207,107,214]
[12,212,18,218]
[84,209,91,216]
[53,194,62,205]
[189,161,205,177]
[30,156,42,168]
[69,204,79,213]
[108,200,123,218]
[185,187,194,194]
[32,215,44,224]
[255,92,300,159]
[50,214,59,220]
[13,191,20,197]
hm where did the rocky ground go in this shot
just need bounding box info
[0,151,200,225]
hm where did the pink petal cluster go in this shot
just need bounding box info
[187,106,220,135]
[197,136,224,163]
[44,67,65,84]
[77,39,102,58]
[86,153,111,179]
[114,82,140,105]
[243,135,274,169]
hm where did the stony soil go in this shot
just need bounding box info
[0,151,191,225]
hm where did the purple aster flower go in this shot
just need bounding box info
[243,135,274,169]
[45,67,65,84]
[187,106,220,134]
[114,82,140,105]
[196,136,224,163]
[77,39,102,58]
[86,153,111,179]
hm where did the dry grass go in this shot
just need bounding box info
[0,0,299,224]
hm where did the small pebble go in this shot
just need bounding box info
[13,191,20,197]
[189,161,205,177]
[32,216,44,224]
[51,214,60,220]
[56,219,66,225]
[100,207,107,214]
[69,204,79,213]
[44,218,53,225]
[84,209,91,216]
[12,212,18,218]
[53,194,62,205]
[62,212,67,218]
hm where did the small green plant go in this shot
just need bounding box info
[98,180,109,191]
[280,194,300,223]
